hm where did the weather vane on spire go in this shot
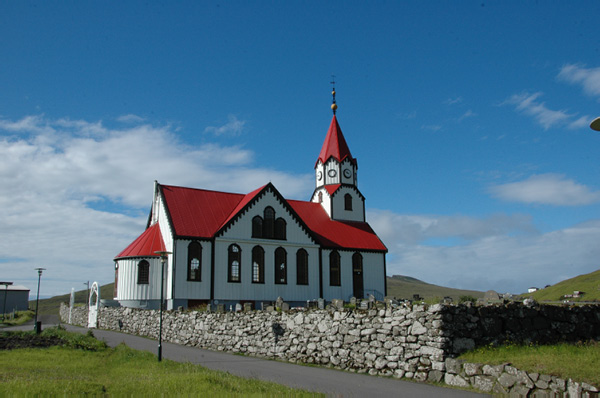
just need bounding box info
[330,75,337,115]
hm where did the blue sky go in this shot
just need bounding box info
[1,1,600,297]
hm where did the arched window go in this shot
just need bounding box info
[252,246,265,283]
[263,207,275,239]
[187,241,202,281]
[344,193,353,211]
[274,247,287,284]
[274,218,286,240]
[252,216,263,238]
[318,191,323,203]
[137,260,150,285]
[329,251,341,286]
[296,249,308,285]
[228,244,241,283]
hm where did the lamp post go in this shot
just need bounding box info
[1,282,13,322]
[154,251,171,362]
[590,117,600,132]
[34,268,46,333]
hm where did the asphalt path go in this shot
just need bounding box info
[6,319,488,397]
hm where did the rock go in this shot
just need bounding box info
[498,373,517,389]
[444,373,470,388]
[427,370,444,383]
[471,375,495,392]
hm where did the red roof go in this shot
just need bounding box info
[115,223,166,259]
[316,116,356,166]
[116,183,386,257]
[325,184,341,196]
[288,200,386,251]
[161,185,245,238]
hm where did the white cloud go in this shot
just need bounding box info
[0,115,311,296]
[558,64,600,97]
[489,174,600,206]
[117,114,145,123]
[503,92,573,130]
[421,124,442,132]
[204,114,246,136]
[369,210,600,294]
[444,97,463,105]
[458,109,477,121]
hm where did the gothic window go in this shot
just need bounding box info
[264,207,275,239]
[187,241,202,281]
[274,247,287,284]
[329,251,341,286]
[296,249,309,285]
[252,216,263,238]
[252,246,265,283]
[137,260,150,285]
[228,244,241,283]
[318,191,323,203]
[344,193,353,211]
[274,218,286,240]
[353,252,363,274]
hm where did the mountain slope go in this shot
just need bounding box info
[386,275,484,301]
[525,269,600,302]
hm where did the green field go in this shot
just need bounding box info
[0,328,321,397]
[523,269,600,302]
[459,341,600,387]
[386,275,484,302]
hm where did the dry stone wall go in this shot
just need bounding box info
[60,302,600,396]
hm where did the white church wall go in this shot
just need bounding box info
[114,257,165,302]
[172,239,212,300]
[361,251,386,298]
[312,187,332,218]
[324,159,340,185]
[213,238,320,302]
[154,194,175,299]
[330,186,364,222]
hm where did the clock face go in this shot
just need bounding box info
[328,169,337,178]
[343,169,352,178]
[317,171,323,180]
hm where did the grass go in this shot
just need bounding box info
[0,310,34,326]
[458,341,600,387]
[523,269,600,302]
[0,328,321,397]
[386,275,484,302]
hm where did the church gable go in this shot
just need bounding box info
[217,183,316,245]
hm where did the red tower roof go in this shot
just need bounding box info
[316,115,356,166]
[115,223,166,259]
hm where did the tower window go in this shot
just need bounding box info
[318,191,323,203]
[228,244,241,283]
[137,260,150,285]
[274,247,287,284]
[187,241,202,281]
[329,251,341,286]
[264,207,275,238]
[344,193,353,211]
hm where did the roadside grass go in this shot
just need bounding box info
[0,329,321,397]
[0,310,34,327]
[458,341,600,387]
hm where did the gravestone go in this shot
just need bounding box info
[243,302,253,312]
[350,297,357,307]
[281,302,290,311]
[235,303,242,312]
[331,299,344,309]
[317,298,325,310]
[275,296,284,310]
[217,304,225,313]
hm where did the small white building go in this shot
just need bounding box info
[113,106,387,310]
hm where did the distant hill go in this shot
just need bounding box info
[524,269,600,303]
[386,275,484,302]
[32,276,486,316]
[29,283,114,316]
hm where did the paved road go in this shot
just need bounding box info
[6,320,488,397]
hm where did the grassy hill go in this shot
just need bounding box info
[386,275,484,302]
[524,269,600,302]
[29,283,115,316]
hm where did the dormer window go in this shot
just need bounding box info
[252,207,286,240]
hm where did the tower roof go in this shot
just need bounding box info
[316,115,356,166]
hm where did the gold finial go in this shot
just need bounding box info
[330,76,337,115]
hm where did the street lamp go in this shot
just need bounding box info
[1,282,13,322]
[34,268,46,334]
[591,117,600,131]
[154,251,171,362]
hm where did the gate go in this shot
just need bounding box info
[87,281,100,328]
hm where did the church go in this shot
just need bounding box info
[113,92,387,310]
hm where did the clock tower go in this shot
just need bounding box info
[311,88,365,222]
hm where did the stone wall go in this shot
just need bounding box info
[60,302,600,396]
